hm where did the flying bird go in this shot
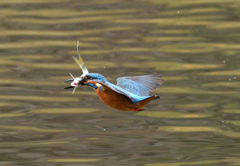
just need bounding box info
[63,42,163,111]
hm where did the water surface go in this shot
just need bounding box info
[0,0,240,165]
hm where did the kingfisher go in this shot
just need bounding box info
[63,42,163,111]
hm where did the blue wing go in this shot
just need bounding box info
[116,74,163,96]
[93,74,163,104]
[93,80,152,105]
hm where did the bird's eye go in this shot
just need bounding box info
[86,75,92,79]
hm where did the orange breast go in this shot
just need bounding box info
[92,83,157,111]
[95,85,133,111]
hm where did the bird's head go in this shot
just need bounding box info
[63,73,107,93]
[83,73,107,82]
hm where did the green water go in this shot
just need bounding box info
[0,0,240,165]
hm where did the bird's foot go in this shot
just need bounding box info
[132,108,144,112]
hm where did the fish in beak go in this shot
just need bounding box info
[63,73,85,94]
[62,41,89,94]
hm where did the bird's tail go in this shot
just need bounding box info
[137,95,159,108]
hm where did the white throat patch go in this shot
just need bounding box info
[96,83,102,87]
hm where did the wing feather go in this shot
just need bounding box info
[116,74,163,96]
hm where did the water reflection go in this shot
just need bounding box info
[0,0,240,165]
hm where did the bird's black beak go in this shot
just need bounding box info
[63,78,75,90]
[63,86,74,89]
[62,78,74,83]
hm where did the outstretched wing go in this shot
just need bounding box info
[116,74,163,96]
